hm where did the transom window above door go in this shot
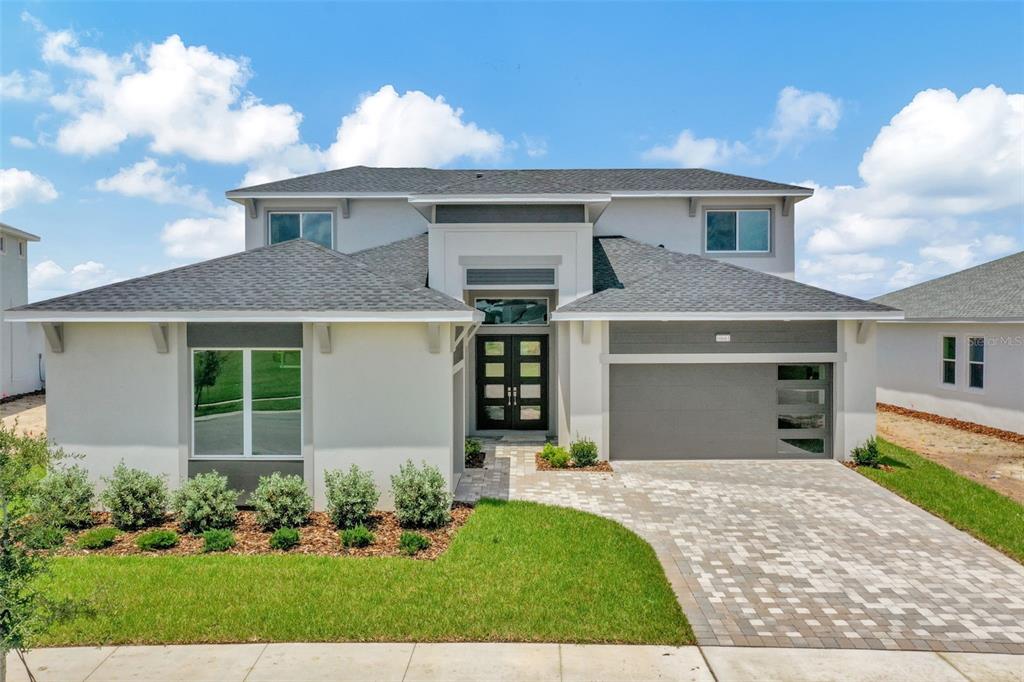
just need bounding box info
[705,209,771,253]
[474,298,549,325]
[269,212,333,249]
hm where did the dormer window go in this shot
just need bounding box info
[705,209,771,253]
[268,212,333,249]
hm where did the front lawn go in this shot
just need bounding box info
[855,438,1024,563]
[39,499,692,646]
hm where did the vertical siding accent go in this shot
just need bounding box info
[609,321,837,354]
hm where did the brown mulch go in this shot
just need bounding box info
[842,461,895,473]
[465,451,485,468]
[877,402,1024,445]
[57,505,473,560]
[535,453,614,472]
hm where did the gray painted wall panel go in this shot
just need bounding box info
[436,204,585,223]
[187,323,303,348]
[188,459,303,504]
[609,321,837,354]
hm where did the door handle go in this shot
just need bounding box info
[512,386,518,406]
[507,386,513,406]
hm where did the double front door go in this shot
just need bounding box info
[476,335,548,430]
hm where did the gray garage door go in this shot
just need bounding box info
[609,363,831,460]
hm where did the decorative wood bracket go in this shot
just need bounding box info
[42,322,64,353]
[782,196,794,217]
[427,323,441,354]
[314,323,332,353]
[581,320,592,344]
[244,198,257,220]
[688,197,700,218]
[340,198,350,219]
[856,321,872,344]
[149,323,169,353]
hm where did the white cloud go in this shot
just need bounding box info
[798,253,886,285]
[0,168,58,213]
[0,69,52,101]
[9,136,36,149]
[96,158,213,211]
[763,86,841,147]
[522,134,548,159]
[643,130,748,167]
[29,259,119,298]
[160,204,244,260]
[981,233,1020,255]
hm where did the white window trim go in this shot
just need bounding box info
[704,208,772,254]
[965,335,985,393]
[938,334,958,390]
[267,211,335,249]
[190,347,303,460]
[473,296,551,327]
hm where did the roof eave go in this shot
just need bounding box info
[5,309,483,323]
[551,310,904,322]
[0,224,41,241]
[877,316,1024,324]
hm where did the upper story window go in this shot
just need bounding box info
[475,298,549,325]
[269,212,333,249]
[705,209,771,253]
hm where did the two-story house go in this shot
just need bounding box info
[0,222,44,399]
[8,168,899,507]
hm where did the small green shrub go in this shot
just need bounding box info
[340,524,374,548]
[100,463,169,530]
[250,473,312,530]
[539,442,559,461]
[465,438,483,456]
[136,529,179,551]
[390,460,452,528]
[171,471,238,533]
[546,446,571,468]
[269,527,300,551]
[851,437,881,468]
[202,528,235,553]
[23,525,66,550]
[570,437,599,467]
[32,465,95,529]
[324,465,379,529]
[398,531,430,556]
[76,527,119,550]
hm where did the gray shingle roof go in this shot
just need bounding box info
[872,251,1024,320]
[351,233,429,289]
[13,239,471,314]
[558,237,896,316]
[229,166,810,195]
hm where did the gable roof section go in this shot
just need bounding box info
[228,166,811,196]
[9,239,475,322]
[554,237,899,320]
[351,233,429,289]
[872,251,1024,321]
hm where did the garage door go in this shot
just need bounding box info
[609,363,831,460]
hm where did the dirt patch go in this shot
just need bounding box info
[877,410,1024,504]
[878,403,1024,445]
[1,392,46,438]
[57,505,473,560]
[535,453,614,472]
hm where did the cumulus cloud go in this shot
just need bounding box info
[96,158,214,211]
[160,204,244,260]
[0,69,52,101]
[643,130,748,167]
[29,259,120,298]
[9,136,36,149]
[0,168,58,213]
[763,86,841,147]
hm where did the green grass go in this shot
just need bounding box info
[39,499,691,646]
[855,438,1024,563]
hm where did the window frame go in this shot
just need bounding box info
[473,296,551,327]
[0,236,6,254]
[966,335,985,392]
[17,240,25,258]
[939,335,958,388]
[704,208,773,254]
[267,210,335,249]
[190,347,303,460]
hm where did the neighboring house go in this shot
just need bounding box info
[873,252,1024,435]
[8,167,899,507]
[0,222,44,399]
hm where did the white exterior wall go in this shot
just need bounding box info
[46,323,183,488]
[594,196,796,278]
[310,322,454,509]
[0,240,44,397]
[877,322,1024,433]
[834,320,878,461]
[565,320,609,457]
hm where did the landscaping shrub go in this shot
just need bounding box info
[323,465,379,529]
[22,525,66,550]
[391,460,452,528]
[250,473,312,530]
[100,463,169,530]
[570,437,599,467]
[171,471,239,533]
[398,531,430,556]
[539,442,559,461]
[546,446,571,469]
[340,524,374,548]
[851,437,881,468]
[269,527,300,551]
[76,527,119,550]
[202,529,235,553]
[32,465,94,529]
[137,529,179,551]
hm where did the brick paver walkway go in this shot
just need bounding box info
[456,444,1024,654]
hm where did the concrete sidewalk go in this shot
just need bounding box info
[7,643,1022,682]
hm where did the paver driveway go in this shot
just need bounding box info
[456,444,1024,654]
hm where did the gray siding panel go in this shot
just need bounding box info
[609,321,837,354]
[188,459,303,504]
[466,268,556,286]
[187,323,303,348]
[435,204,585,223]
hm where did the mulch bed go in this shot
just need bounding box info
[877,402,1024,445]
[465,451,485,468]
[535,453,614,472]
[842,461,894,473]
[56,505,473,560]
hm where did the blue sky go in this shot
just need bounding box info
[2,1,1022,301]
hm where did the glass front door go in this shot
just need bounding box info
[475,335,548,430]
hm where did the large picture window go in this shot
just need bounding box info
[705,209,771,253]
[269,212,333,249]
[192,349,301,458]
[474,298,549,325]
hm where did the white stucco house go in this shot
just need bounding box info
[0,222,44,399]
[7,167,899,507]
[873,252,1023,435]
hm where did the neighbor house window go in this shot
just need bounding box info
[17,240,25,258]
[968,337,985,389]
[0,237,5,253]
[705,209,771,253]
[941,336,957,385]
[192,349,301,458]
[474,298,549,325]
[268,212,333,249]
